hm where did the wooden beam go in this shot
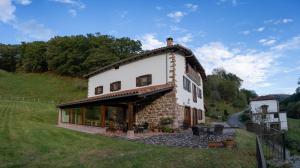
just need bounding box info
[100,105,106,128]
[127,103,134,130]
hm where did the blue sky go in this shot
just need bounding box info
[0,0,299,95]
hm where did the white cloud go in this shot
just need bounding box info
[13,20,54,41]
[51,0,85,9]
[15,0,32,5]
[194,42,275,88]
[170,25,187,33]
[282,18,293,23]
[185,3,198,11]
[271,36,300,51]
[139,34,164,50]
[167,11,185,23]
[265,18,293,25]
[0,0,54,41]
[258,38,277,46]
[0,0,16,23]
[177,34,193,44]
[51,0,85,17]
[68,9,77,17]
[194,35,300,89]
[217,0,237,6]
[256,27,265,32]
[241,30,250,35]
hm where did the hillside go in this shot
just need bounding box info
[0,70,87,103]
[0,71,257,167]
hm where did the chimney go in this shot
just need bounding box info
[166,37,173,46]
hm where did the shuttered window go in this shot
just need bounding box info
[198,109,203,120]
[183,76,191,92]
[197,87,202,99]
[136,74,152,87]
[192,84,197,103]
[110,81,121,92]
[95,86,103,95]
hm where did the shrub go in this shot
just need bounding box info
[160,117,173,126]
[161,126,174,133]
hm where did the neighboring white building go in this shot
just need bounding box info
[58,38,206,132]
[250,96,288,130]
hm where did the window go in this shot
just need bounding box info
[95,86,103,95]
[183,76,191,92]
[274,113,279,118]
[197,109,203,120]
[197,88,202,99]
[136,74,152,87]
[192,84,197,103]
[110,81,121,92]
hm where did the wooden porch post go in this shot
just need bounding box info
[80,106,86,125]
[100,105,106,128]
[127,103,134,130]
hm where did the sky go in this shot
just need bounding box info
[0,0,300,95]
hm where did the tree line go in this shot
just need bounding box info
[281,78,300,119]
[0,33,142,76]
[204,68,257,119]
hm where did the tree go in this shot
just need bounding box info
[296,78,300,94]
[0,44,19,72]
[19,41,48,72]
[241,89,258,103]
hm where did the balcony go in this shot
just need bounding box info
[186,63,201,85]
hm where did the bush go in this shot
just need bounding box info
[160,117,173,126]
[161,126,174,133]
[240,111,251,122]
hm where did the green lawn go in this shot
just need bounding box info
[287,118,300,155]
[0,101,256,168]
[0,70,86,103]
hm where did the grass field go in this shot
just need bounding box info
[287,118,300,155]
[0,101,256,168]
[0,70,86,103]
[0,71,256,167]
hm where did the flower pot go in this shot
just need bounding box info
[208,141,223,148]
[223,139,235,148]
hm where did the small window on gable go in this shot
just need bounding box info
[136,74,152,87]
[95,86,103,95]
[110,81,121,92]
[183,76,191,92]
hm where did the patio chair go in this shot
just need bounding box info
[208,124,224,142]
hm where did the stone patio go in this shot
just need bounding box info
[58,123,236,149]
[134,128,236,149]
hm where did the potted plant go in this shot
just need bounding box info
[223,138,235,148]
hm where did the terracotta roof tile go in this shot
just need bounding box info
[250,95,277,101]
[58,83,174,108]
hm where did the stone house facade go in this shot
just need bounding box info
[57,38,206,133]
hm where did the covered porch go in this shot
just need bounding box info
[57,84,174,137]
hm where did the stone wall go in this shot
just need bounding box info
[135,89,185,128]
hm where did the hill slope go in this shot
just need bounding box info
[0,70,87,103]
[0,71,256,167]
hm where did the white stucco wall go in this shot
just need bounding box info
[88,54,171,97]
[250,99,288,130]
[175,54,204,114]
[250,100,279,113]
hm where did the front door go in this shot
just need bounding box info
[184,107,191,126]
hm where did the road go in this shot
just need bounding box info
[227,111,245,128]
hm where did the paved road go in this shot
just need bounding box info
[227,111,245,128]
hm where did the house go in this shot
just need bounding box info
[57,37,206,136]
[250,95,288,130]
